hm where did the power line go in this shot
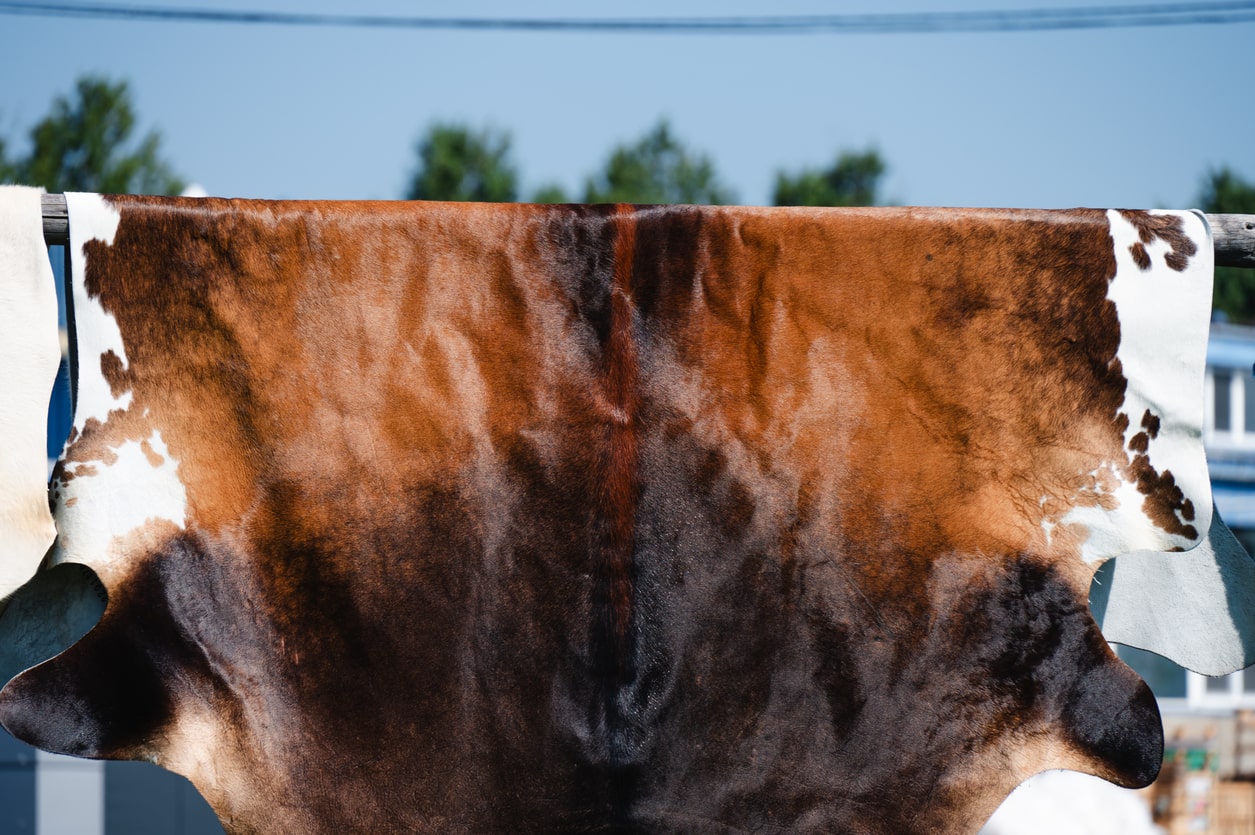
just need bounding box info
[1,0,1255,34]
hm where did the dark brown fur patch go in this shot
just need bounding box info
[1123,412,1195,536]
[1129,242,1151,270]
[1128,455,1198,539]
[1119,210,1198,272]
[100,349,130,399]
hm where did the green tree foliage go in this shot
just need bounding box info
[1199,167,1255,324]
[773,149,887,207]
[0,136,16,183]
[530,183,570,204]
[406,123,518,202]
[1,76,184,195]
[582,120,735,205]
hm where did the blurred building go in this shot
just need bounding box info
[0,732,221,835]
[1117,321,1255,747]
[1115,320,1255,834]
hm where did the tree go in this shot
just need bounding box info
[582,120,735,205]
[0,136,16,183]
[1198,167,1255,324]
[530,183,570,204]
[405,123,518,202]
[2,76,184,195]
[773,149,887,207]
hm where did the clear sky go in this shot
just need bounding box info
[1,0,1253,209]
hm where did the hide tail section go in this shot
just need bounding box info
[962,619,1162,835]
[1058,638,1164,788]
[0,585,168,761]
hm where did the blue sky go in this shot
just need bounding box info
[1,0,1253,209]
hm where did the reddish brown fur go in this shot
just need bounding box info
[604,205,640,657]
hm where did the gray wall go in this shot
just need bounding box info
[105,762,223,835]
[0,730,223,835]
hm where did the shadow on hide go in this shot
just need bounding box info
[1092,508,1255,676]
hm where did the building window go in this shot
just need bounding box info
[1112,645,1255,709]
[1188,669,1255,708]
[1216,371,1233,432]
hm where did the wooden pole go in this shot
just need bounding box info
[1211,214,1255,269]
[40,194,68,246]
[35,193,1255,268]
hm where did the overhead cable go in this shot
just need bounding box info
[2,0,1255,33]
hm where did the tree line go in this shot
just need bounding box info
[0,76,889,208]
[375,112,889,209]
[3,76,1254,320]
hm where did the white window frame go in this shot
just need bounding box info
[1187,669,1255,709]
[1205,368,1255,450]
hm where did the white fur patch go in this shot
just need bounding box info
[50,430,187,574]
[0,186,60,598]
[1061,210,1213,562]
[63,193,128,435]
[47,195,189,578]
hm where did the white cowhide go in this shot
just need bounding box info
[0,186,59,601]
